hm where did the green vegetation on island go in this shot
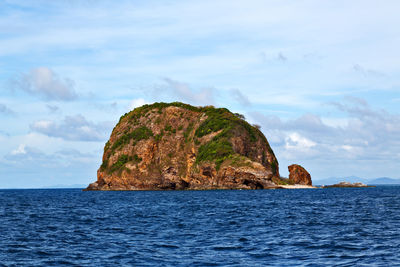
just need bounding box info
[100,102,279,176]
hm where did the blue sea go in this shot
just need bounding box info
[1,187,399,266]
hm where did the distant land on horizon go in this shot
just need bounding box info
[41,184,88,189]
[0,184,88,189]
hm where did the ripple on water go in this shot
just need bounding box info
[0,187,399,266]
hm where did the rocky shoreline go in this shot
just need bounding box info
[278,184,317,189]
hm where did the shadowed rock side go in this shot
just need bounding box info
[288,164,312,186]
[85,102,281,190]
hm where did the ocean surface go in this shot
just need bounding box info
[1,187,399,266]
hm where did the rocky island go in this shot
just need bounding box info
[322,182,374,188]
[85,102,312,190]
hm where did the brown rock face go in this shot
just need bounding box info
[288,164,312,185]
[85,102,280,190]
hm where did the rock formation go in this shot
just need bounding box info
[85,102,281,190]
[288,164,312,186]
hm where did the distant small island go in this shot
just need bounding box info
[322,182,375,188]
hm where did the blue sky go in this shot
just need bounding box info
[1,0,400,188]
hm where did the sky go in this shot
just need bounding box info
[1,0,400,188]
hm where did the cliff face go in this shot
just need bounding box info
[86,102,280,190]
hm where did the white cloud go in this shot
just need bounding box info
[129,98,148,110]
[30,114,112,141]
[162,78,215,105]
[14,67,77,101]
[2,0,399,105]
[6,144,46,163]
[285,132,316,150]
[341,145,354,152]
[32,120,53,129]
[11,144,26,155]
[133,79,217,106]
[251,97,400,165]
[1,144,99,188]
